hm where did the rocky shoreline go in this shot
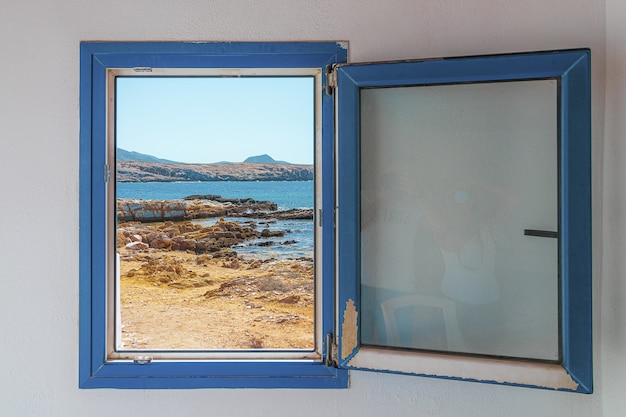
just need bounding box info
[117,194,313,222]
[117,194,313,260]
[118,218,289,256]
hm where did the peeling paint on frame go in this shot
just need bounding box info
[341,299,358,360]
[336,41,349,50]
[347,347,580,391]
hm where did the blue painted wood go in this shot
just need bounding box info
[559,52,593,393]
[321,65,338,358]
[79,41,348,389]
[78,43,95,385]
[335,49,592,392]
[336,67,362,366]
[80,362,348,389]
[89,56,109,379]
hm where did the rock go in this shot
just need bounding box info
[195,254,213,265]
[117,217,288,257]
[278,295,300,304]
[174,238,196,251]
[126,241,149,250]
[242,208,313,220]
[260,228,285,238]
[117,195,280,223]
[222,258,239,269]
[148,234,172,249]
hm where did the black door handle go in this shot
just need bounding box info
[524,229,558,238]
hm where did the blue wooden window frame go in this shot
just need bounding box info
[335,49,592,393]
[79,41,348,388]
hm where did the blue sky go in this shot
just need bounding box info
[115,76,314,164]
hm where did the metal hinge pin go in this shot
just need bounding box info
[325,65,337,95]
[325,333,338,368]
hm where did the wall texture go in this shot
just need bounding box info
[1,0,621,416]
[602,0,626,416]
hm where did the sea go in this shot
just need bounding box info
[117,181,314,260]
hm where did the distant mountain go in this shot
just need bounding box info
[244,154,290,164]
[117,148,180,164]
[118,149,293,165]
[117,159,313,182]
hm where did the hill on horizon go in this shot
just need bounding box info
[117,148,180,164]
[117,148,292,164]
[243,154,290,164]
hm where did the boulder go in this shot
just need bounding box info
[126,241,149,251]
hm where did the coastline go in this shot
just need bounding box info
[117,196,313,222]
[116,180,314,211]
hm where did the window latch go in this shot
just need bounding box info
[133,355,153,364]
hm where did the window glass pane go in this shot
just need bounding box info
[360,80,560,361]
[114,76,316,351]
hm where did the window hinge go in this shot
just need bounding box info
[325,333,338,368]
[104,163,110,183]
[325,65,337,95]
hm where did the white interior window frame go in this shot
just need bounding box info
[106,67,325,362]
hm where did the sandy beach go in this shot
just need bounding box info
[117,219,315,351]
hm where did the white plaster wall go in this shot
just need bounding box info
[602,0,626,416]
[0,0,619,415]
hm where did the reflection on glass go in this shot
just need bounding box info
[360,80,560,361]
[114,76,316,351]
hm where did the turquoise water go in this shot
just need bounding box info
[116,180,313,211]
[196,216,314,260]
[117,181,314,259]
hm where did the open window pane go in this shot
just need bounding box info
[359,80,560,361]
[336,49,592,392]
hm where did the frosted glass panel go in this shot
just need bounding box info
[360,80,559,361]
